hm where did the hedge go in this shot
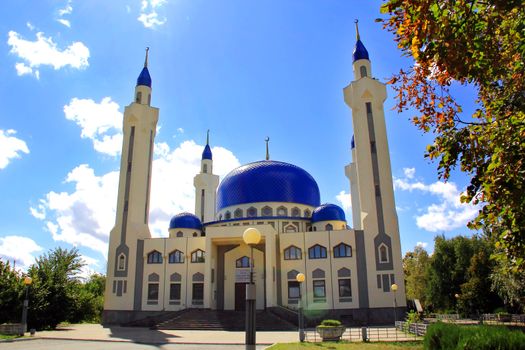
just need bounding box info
[424,322,525,350]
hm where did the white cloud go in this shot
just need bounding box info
[7,30,89,78]
[403,167,416,179]
[64,97,123,156]
[0,129,29,169]
[26,22,35,31]
[57,19,71,28]
[416,241,428,248]
[57,0,73,27]
[31,140,240,257]
[335,190,351,211]
[138,0,167,28]
[394,172,479,232]
[79,254,101,279]
[0,235,43,270]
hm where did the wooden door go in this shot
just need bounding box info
[235,283,246,311]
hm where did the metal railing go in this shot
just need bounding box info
[303,325,424,342]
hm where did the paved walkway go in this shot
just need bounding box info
[28,324,299,345]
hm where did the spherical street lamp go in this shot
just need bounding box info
[20,276,33,336]
[391,283,398,326]
[243,228,261,350]
[296,273,305,342]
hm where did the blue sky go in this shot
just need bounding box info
[0,0,479,275]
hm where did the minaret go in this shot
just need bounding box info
[343,22,406,310]
[104,49,159,320]
[194,130,219,223]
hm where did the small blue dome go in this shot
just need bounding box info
[353,39,369,62]
[169,212,202,230]
[137,67,152,87]
[217,160,320,211]
[202,144,212,160]
[311,203,346,223]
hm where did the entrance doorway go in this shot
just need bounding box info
[234,283,246,311]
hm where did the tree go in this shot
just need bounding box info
[68,274,106,323]
[403,245,430,306]
[27,247,83,330]
[0,259,23,324]
[380,0,525,273]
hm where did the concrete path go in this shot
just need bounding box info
[23,324,299,345]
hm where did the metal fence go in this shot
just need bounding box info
[303,325,424,342]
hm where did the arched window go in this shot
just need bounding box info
[136,91,142,103]
[147,250,163,264]
[236,256,250,268]
[379,244,389,263]
[308,244,327,259]
[203,164,208,173]
[262,206,273,217]
[147,273,159,302]
[224,211,231,220]
[176,231,183,237]
[277,206,287,216]
[168,250,184,263]
[325,223,333,231]
[117,253,126,271]
[304,209,311,218]
[291,207,301,217]
[360,65,368,78]
[284,223,297,233]
[234,208,243,218]
[192,232,198,237]
[191,249,205,263]
[247,207,257,217]
[333,243,352,258]
[284,245,302,260]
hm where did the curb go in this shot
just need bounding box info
[31,337,275,346]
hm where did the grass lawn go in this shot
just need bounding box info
[0,334,20,340]
[267,341,423,350]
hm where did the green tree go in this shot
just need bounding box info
[27,247,83,330]
[68,274,106,323]
[0,259,23,324]
[403,245,430,306]
[380,0,525,273]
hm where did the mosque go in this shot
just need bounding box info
[103,27,407,326]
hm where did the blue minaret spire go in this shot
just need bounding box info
[352,20,369,62]
[137,47,152,87]
[202,130,212,160]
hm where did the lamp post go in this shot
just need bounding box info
[296,273,305,342]
[243,228,261,350]
[391,283,398,325]
[20,276,32,336]
[454,293,460,320]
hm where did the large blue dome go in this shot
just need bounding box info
[169,212,202,230]
[217,160,321,210]
[311,203,346,223]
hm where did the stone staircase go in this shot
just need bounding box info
[155,309,296,331]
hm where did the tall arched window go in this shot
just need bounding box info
[224,211,231,220]
[379,244,389,263]
[136,91,142,103]
[168,250,184,263]
[191,249,205,263]
[333,243,352,258]
[360,65,368,78]
[236,256,250,268]
[284,245,302,260]
[147,250,163,264]
[117,253,126,271]
[304,209,311,218]
[308,244,327,259]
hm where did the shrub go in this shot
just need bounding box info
[319,319,341,327]
[424,322,525,350]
